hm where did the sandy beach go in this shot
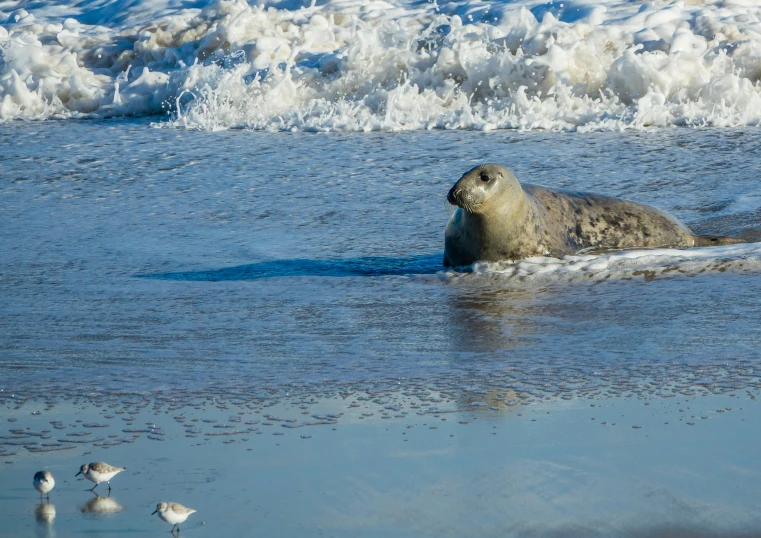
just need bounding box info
[3,386,761,537]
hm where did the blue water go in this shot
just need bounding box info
[6,0,761,533]
[2,395,761,538]
[2,120,761,396]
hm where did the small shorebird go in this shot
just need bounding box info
[152,502,197,534]
[33,471,55,500]
[75,462,126,491]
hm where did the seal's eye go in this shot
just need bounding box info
[479,172,490,182]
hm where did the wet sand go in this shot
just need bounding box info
[2,390,761,537]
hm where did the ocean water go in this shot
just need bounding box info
[4,0,761,536]
[2,121,761,397]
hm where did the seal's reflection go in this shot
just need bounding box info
[81,492,123,515]
[446,283,543,354]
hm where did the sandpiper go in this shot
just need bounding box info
[75,462,126,491]
[33,471,55,500]
[152,502,197,533]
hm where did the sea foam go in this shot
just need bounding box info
[3,0,761,131]
[464,242,761,284]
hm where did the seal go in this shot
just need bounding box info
[444,163,743,267]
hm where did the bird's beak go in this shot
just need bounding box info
[75,471,82,477]
[151,509,158,515]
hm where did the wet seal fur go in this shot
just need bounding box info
[444,163,743,267]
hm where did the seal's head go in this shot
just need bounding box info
[447,164,522,214]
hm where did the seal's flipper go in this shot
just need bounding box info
[692,235,745,247]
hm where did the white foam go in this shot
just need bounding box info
[4,0,761,131]
[459,243,761,284]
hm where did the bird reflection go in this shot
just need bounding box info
[35,502,56,525]
[81,491,123,514]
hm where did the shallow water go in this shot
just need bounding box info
[2,394,761,537]
[4,120,761,536]
[6,0,761,533]
[3,121,761,395]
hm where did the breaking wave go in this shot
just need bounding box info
[4,0,761,131]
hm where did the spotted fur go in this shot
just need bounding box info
[444,164,742,267]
